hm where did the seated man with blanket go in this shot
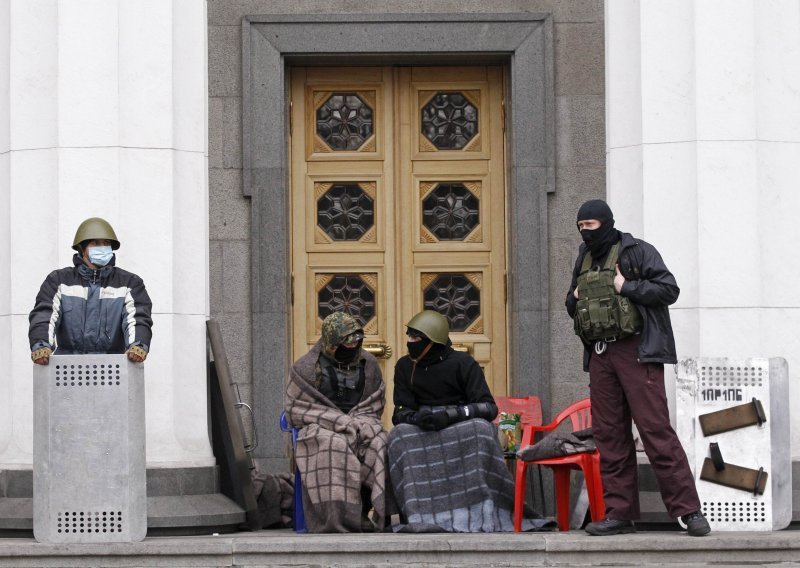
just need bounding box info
[284,312,390,532]
[388,310,553,532]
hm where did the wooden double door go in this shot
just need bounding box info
[289,66,508,421]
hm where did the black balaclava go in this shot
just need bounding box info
[576,199,620,259]
[406,328,432,360]
[334,341,362,364]
[406,328,447,363]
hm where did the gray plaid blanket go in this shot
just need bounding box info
[516,427,596,461]
[388,419,555,532]
[285,340,390,532]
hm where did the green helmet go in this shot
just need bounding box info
[406,310,449,345]
[321,312,363,353]
[72,217,120,251]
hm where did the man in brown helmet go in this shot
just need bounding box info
[29,217,153,365]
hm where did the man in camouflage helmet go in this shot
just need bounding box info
[320,311,366,378]
[29,217,153,365]
[284,311,391,532]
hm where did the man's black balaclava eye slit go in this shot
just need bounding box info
[576,199,620,259]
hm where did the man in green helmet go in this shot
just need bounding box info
[284,311,391,532]
[387,309,553,532]
[28,217,153,365]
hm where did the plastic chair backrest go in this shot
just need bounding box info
[494,396,543,426]
[279,411,298,445]
[278,410,307,533]
[552,397,592,432]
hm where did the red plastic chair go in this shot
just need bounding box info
[513,397,605,532]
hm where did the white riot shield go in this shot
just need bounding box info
[33,354,146,542]
[676,357,790,531]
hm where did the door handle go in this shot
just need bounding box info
[452,343,473,355]
[363,343,393,360]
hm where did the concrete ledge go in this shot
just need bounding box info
[0,498,31,530]
[1,529,799,567]
[0,467,245,534]
[1,468,221,499]
[147,495,245,530]
[0,495,245,535]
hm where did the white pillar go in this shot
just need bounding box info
[0,0,213,468]
[606,0,800,458]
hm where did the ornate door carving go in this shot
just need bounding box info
[290,66,507,421]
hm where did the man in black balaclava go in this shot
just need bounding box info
[575,198,620,260]
[386,310,553,532]
[565,199,710,538]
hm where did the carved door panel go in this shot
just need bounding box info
[290,66,507,422]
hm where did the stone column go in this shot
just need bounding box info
[606,0,800,457]
[0,0,212,470]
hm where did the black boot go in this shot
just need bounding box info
[681,511,711,536]
[585,517,636,536]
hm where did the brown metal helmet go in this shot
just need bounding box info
[406,310,449,345]
[72,217,120,251]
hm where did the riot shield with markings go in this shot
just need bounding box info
[676,357,790,531]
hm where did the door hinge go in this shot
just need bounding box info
[290,273,294,305]
[288,100,293,136]
[501,100,506,133]
[504,272,508,304]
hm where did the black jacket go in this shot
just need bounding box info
[565,232,679,370]
[29,254,153,354]
[392,346,496,421]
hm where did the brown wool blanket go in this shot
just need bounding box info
[250,469,294,529]
[285,341,391,532]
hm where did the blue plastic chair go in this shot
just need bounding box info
[279,411,307,533]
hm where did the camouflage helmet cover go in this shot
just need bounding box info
[72,217,120,251]
[321,312,363,353]
[406,310,449,345]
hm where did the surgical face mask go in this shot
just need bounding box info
[87,246,113,267]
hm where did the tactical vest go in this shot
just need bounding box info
[573,243,642,342]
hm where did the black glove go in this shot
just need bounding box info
[393,408,419,426]
[410,408,431,428]
[417,408,450,431]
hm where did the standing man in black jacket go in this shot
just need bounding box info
[29,217,153,365]
[565,199,709,537]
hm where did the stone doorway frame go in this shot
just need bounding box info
[242,13,554,468]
